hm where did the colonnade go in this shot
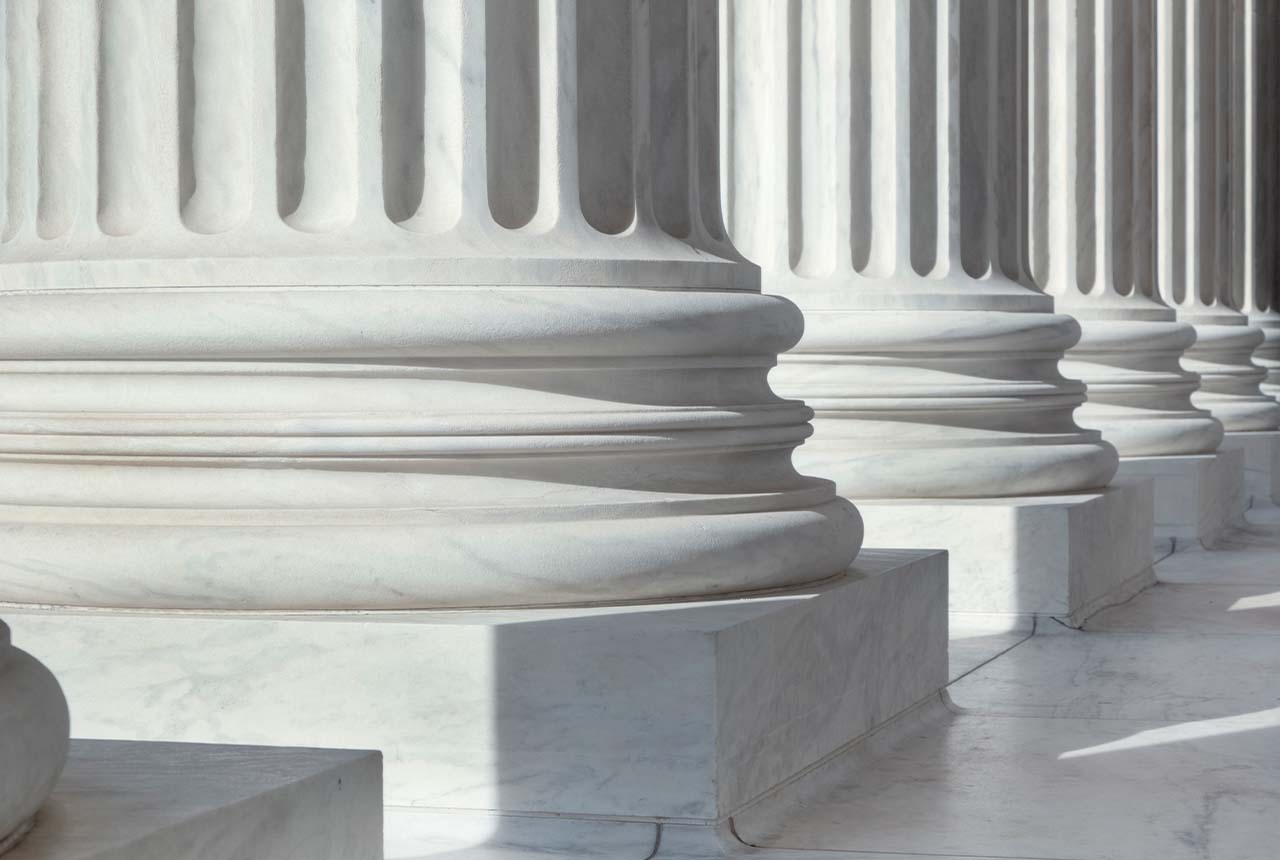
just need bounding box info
[722,0,1277,493]
[1,0,1276,853]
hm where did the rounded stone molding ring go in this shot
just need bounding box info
[0,621,70,855]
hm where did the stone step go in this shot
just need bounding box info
[7,741,381,860]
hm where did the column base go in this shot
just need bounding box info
[1115,450,1245,547]
[5,550,947,848]
[857,480,1155,627]
[1218,430,1280,509]
[6,741,381,860]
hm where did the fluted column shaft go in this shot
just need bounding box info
[0,620,69,855]
[721,0,1117,499]
[0,0,861,609]
[1156,0,1280,430]
[1239,0,1280,399]
[1029,0,1222,457]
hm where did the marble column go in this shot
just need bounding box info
[1030,0,1222,458]
[0,0,860,610]
[1154,0,1280,513]
[721,0,1152,624]
[0,620,69,855]
[721,0,1117,499]
[1156,0,1280,431]
[1240,0,1280,401]
[1,3,949,845]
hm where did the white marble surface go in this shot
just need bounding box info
[736,707,1280,860]
[949,631,1280,720]
[1024,3,1224,460]
[387,810,1024,860]
[7,550,947,831]
[1182,321,1280,431]
[1116,450,1245,545]
[858,479,1155,621]
[947,615,1035,682]
[1220,430,1280,509]
[1063,320,1225,458]
[0,2,864,612]
[719,498,1280,860]
[721,0,1118,500]
[1087,584,1280,634]
[385,809,655,860]
[1156,1,1280,434]
[7,741,381,860]
[1157,540,1280,584]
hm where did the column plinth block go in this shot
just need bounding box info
[1116,450,1246,546]
[5,550,946,847]
[1219,430,1280,509]
[857,480,1155,625]
[6,742,381,860]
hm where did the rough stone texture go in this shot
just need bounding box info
[1116,450,1246,545]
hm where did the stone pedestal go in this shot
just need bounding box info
[858,481,1154,626]
[1156,0,1280,434]
[5,550,945,846]
[1219,430,1280,509]
[7,741,381,860]
[1116,450,1245,546]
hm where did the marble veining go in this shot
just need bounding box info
[5,551,948,829]
[729,523,1280,860]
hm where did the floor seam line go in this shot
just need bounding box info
[735,843,1084,860]
[946,620,1039,687]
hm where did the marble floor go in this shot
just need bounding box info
[395,514,1278,860]
[729,511,1280,860]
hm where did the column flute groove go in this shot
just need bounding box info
[1157,0,1280,431]
[1240,0,1280,401]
